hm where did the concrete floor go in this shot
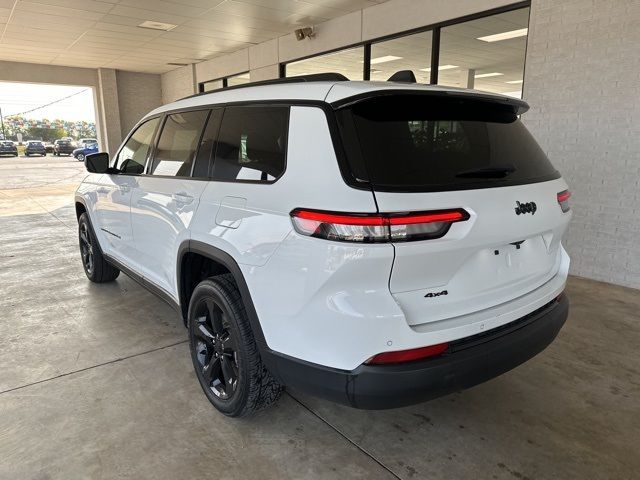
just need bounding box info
[1,156,639,479]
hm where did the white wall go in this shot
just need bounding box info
[116,71,162,136]
[161,65,197,104]
[523,0,640,289]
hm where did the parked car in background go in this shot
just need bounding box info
[72,142,98,162]
[79,138,98,146]
[53,139,75,156]
[25,141,46,156]
[0,140,18,156]
[44,142,55,154]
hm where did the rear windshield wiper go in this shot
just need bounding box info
[455,164,516,179]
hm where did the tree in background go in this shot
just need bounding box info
[71,121,97,139]
[25,127,67,142]
[3,116,96,142]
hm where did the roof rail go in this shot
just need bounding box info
[180,72,349,100]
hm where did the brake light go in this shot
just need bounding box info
[365,343,449,365]
[290,208,469,243]
[557,190,571,213]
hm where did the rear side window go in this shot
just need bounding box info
[150,110,209,177]
[212,106,288,182]
[115,117,160,174]
[336,94,559,192]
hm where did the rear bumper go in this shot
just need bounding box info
[264,294,568,409]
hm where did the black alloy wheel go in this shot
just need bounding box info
[79,220,94,276]
[192,297,239,400]
[77,213,119,283]
[188,275,282,417]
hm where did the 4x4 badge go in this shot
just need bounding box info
[515,201,537,215]
[425,290,448,298]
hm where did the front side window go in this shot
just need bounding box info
[149,110,209,177]
[212,106,288,182]
[115,117,160,174]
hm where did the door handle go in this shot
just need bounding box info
[172,193,194,204]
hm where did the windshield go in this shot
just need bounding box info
[335,94,559,192]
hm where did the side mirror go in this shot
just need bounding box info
[85,152,110,173]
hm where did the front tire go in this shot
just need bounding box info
[78,213,120,283]
[77,153,85,162]
[188,275,282,417]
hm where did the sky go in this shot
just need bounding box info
[0,82,96,122]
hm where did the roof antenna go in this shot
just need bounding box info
[387,70,417,83]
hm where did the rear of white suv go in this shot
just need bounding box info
[76,78,570,416]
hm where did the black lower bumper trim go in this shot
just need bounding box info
[262,294,569,409]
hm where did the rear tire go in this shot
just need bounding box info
[188,274,282,417]
[77,153,85,162]
[78,213,120,283]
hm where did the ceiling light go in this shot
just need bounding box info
[369,55,403,65]
[506,79,523,84]
[420,64,458,72]
[475,72,503,78]
[477,28,528,42]
[138,20,177,31]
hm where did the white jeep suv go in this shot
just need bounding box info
[75,73,571,417]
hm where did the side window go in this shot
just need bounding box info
[192,109,223,178]
[115,117,160,174]
[149,110,209,177]
[213,106,288,182]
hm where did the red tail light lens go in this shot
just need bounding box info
[290,209,469,243]
[557,190,571,213]
[365,343,449,365]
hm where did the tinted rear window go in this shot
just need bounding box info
[336,94,559,192]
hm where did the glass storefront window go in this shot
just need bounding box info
[202,79,223,92]
[227,72,250,87]
[286,46,364,80]
[370,31,432,83]
[200,72,250,91]
[437,8,529,97]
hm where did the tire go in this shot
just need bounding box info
[77,153,85,162]
[188,274,282,417]
[25,153,29,157]
[78,212,120,283]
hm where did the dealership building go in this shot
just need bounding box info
[2,0,636,288]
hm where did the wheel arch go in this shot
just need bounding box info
[75,197,87,220]
[177,240,268,349]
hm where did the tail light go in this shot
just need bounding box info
[365,343,449,365]
[557,190,571,213]
[290,208,469,243]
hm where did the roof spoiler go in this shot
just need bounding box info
[331,89,529,115]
